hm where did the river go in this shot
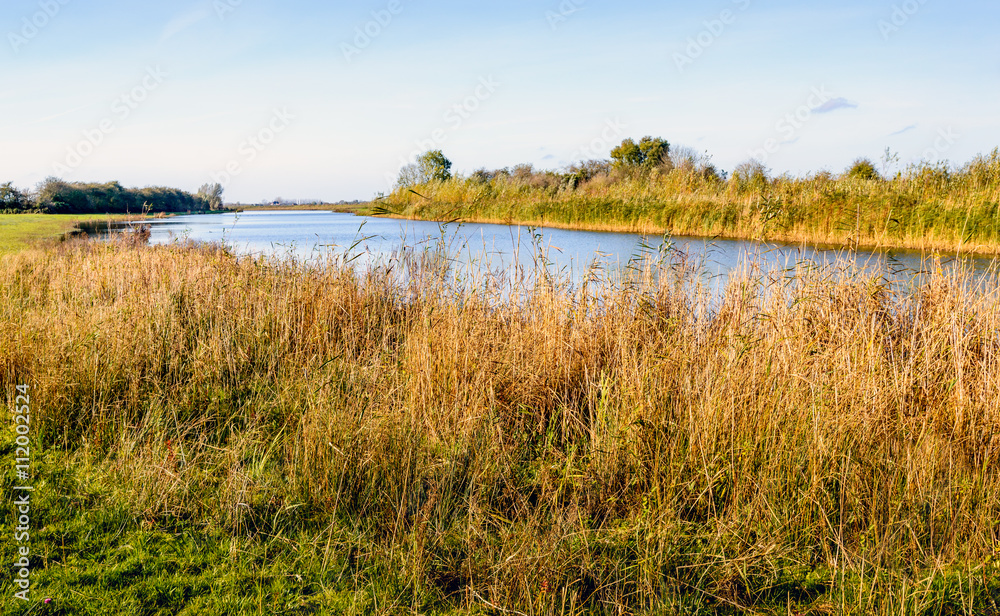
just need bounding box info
[111,210,997,294]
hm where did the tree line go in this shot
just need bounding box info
[394,137,724,192]
[395,138,1000,197]
[0,178,224,214]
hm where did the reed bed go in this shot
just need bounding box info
[2,234,1000,614]
[384,149,1000,255]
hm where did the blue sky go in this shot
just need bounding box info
[2,0,999,202]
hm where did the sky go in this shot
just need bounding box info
[2,0,999,203]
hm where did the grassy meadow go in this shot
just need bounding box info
[3,230,1000,614]
[382,149,1000,255]
[0,214,127,254]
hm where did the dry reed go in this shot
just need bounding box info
[2,235,1000,614]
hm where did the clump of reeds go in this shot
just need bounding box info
[2,237,1000,614]
[384,148,1000,255]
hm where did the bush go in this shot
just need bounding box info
[468,167,509,184]
[846,158,882,181]
[566,159,611,182]
[730,159,770,193]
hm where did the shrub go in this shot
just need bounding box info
[846,158,882,181]
[730,159,770,193]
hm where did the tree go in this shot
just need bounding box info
[33,177,206,214]
[418,150,452,182]
[396,150,453,188]
[198,182,225,210]
[396,164,420,189]
[637,136,669,168]
[730,159,770,193]
[611,138,643,167]
[610,136,669,170]
[0,182,31,211]
[846,158,882,181]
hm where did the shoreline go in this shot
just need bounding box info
[14,205,997,261]
[365,209,1000,260]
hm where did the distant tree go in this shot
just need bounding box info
[0,182,31,211]
[511,163,535,180]
[34,177,205,214]
[396,150,453,188]
[611,138,643,167]
[565,159,611,182]
[396,163,420,189]
[611,136,669,170]
[418,150,453,182]
[35,177,89,213]
[730,159,770,193]
[669,145,708,172]
[469,167,510,184]
[198,182,225,209]
[638,136,669,168]
[846,158,882,181]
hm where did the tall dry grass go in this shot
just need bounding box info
[3,236,1000,613]
[384,149,1000,255]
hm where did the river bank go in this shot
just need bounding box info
[376,193,1000,256]
[380,150,1000,256]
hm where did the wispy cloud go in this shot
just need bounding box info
[160,8,212,43]
[889,124,918,136]
[813,97,858,114]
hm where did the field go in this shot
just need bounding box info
[0,214,126,254]
[3,232,1000,614]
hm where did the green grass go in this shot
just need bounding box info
[0,431,420,615]
[0,214,122,254]
[12,425,998,616]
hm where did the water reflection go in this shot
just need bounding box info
[107,210,998,298]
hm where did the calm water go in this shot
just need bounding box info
[113,210,997,292]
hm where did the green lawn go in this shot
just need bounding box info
[0,214,121,253]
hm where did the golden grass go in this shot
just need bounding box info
[3,236,1000,613]
[384,151,1000,256]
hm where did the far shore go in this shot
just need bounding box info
[187,204,1000,259]
[7,201,1000,259]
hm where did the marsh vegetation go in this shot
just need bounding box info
[383,145,1000,255]
[3,232,1000,614]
